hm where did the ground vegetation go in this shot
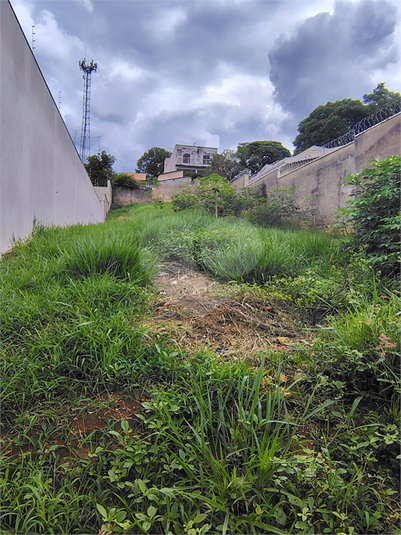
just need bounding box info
[1,158,399,534]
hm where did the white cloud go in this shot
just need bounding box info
[35,10,84,61]
[145,7,187,41]
[109,60,152,83]
[76,0,94,13]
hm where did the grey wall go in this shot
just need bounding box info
[113,187,152,205]
[0,1,104,253]
[242,113,401,225]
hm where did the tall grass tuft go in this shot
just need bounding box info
[61,230,156,283]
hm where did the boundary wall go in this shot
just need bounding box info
[94,182,112,219]
[236,113,400,225]
[112,188,152,205]
[0,1,104,253]
[153,177,192,201]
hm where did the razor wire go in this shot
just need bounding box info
[323,101,401,149]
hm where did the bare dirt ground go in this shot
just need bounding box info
[149,262,310,363]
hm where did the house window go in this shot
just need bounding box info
[203,154,210,165]
[183,153,190,164]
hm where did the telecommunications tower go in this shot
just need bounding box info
[79,58,97,162]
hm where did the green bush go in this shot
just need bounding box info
[314,288,400,399]
[112,173,140,189]
[248,187,301,228]
[341,156,401,276]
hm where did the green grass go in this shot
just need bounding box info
[1,206,400,534]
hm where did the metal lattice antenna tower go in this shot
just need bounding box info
[79,58,97,162]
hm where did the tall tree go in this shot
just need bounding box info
[85,151,115,187]
[236,141,291,174]
[136,147,171,180]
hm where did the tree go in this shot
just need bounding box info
[85,151,115,186]
[236,141,291,174]
[136,147,171,180]
[363,83,401,108]
[293,99,371,155]
[293,84,401,155]
[172,174,237,216]
[207,150,243,180]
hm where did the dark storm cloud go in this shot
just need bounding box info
[269,0,398,121]
[28,0,278,83]
[11,0,401,170]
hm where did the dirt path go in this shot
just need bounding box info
[149,262,309,363]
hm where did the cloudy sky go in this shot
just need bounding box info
[10,0,401,173]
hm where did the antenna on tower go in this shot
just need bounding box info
[31,25,36,49]
[79,58,97,163]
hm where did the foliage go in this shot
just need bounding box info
[194,174,237,216]
[340,155,401,276]
[1,206,399,535]
[112,173,140,189]
[85,151,115,187]
[293,99,371,155]
[293,84,400,154]
[247,187,301,228]
[314,288,400,400]
[136,147,171,179]
[172,174,238,216]
[207,150,243,180]
[173,178,299,229]
[363,82,401,108]
[171,185,199,212]
[236,141,291,174]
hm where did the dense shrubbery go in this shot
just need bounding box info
[172,174,302,228]
[340,155,400,277]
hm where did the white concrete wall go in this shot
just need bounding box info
[94,181,112,219]
[0,1,104,253]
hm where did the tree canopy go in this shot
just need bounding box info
[136,147,171,179]
[85,151,115,187]
[363,83,400,108]
[207,150,243,181]
[236,141,291,174]
[293,99,371,155]
[293,83,400,155]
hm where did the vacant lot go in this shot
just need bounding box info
[1,203,399,534]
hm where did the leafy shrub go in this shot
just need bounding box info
[172,174,238,216]
[315,289,400,399]
[112,173,140,189]
[248,187,301,228]
[341,155,401,276]
[171,186,198,211]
